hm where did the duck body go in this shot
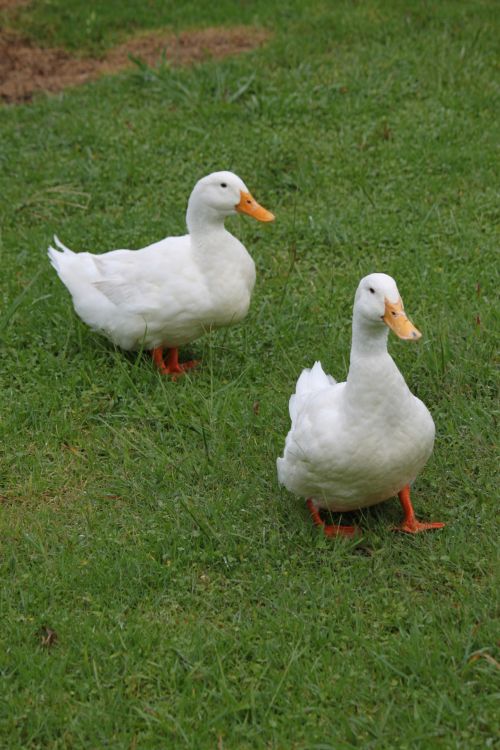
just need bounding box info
[48,228,255,351]
[277,357,434,512]
[48,171,273,373]
[278,273,444,535]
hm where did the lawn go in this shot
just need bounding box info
[0,1,499,748]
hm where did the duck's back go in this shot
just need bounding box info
[49,235,206,350]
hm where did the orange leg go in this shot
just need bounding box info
[151,347,200,378]
[394,484,445,534]
[306,498,359,537]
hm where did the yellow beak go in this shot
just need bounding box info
[383,298,422,340]
[236,190,275,222]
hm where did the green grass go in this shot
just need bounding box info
[1,1,499,748]
[7,0,275,54]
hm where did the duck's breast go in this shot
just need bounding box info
[193,234,256,328]
[280,375,435,510]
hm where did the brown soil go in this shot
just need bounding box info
[0,25,270,103]
[0,0,30,9]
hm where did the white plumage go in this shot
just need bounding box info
[48,171,274,374]
[278,273,444,535]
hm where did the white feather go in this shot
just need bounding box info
[277,274,435,512]
[47,171,272,353]
[289,361,336,424]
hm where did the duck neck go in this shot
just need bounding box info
[345,312,408,414]
[186,196,229,241]
[346,314,396,395]
[349,314,390,362]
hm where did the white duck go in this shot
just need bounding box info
[277,273,445,536]
[48,171,274,376]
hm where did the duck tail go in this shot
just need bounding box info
[48,235,74,271]
[53,235,72,253]
[289,361,335,423]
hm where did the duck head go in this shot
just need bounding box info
[188,171,274,226]
[354,273,421,341]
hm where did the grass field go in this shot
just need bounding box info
[1,1,499,748]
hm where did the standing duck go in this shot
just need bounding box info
[48,171,274,376]
[277,273,445,536]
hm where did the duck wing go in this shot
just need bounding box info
[91,236,191,317]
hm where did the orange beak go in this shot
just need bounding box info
[383,298,422,340]
[236,190,275,222]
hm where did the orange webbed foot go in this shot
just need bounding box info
[395,519,446,534]
[394,485,445,535]
[152,347,200,379]
[306,499,360,538]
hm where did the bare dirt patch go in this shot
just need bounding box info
[0,0,30,10]
[0,25,270,103]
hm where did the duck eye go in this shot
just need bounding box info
[220,183,227,188]
[369,287,375,294]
